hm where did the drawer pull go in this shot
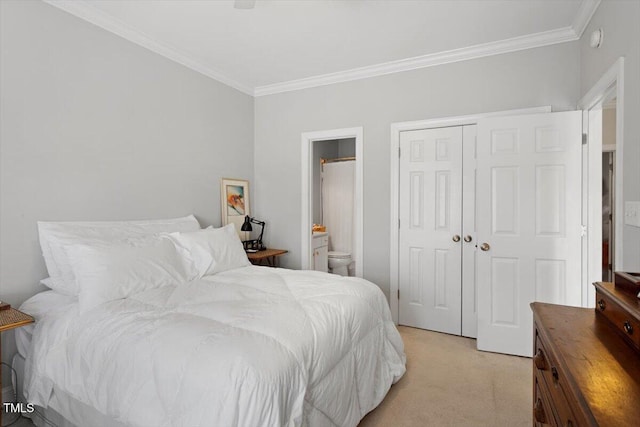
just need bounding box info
[534,398,547,423]
[624,321,634,335]
[533,349,547,370]
[598,298,606,311]
[551,366,559,383]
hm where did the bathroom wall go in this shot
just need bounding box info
[312,140,339,224]
[337,138,356,157]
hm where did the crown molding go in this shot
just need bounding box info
[42,0,599,98]
[254,26,578,96]
[42,0,254,96]
[572,0,602,38]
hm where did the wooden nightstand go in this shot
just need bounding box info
[1,308,34,425]
[247,249,288,267]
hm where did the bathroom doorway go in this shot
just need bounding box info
[317,139,356,275]
[301,127,363,277]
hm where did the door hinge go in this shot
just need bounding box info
[398,147,401,158]
[582,133,587,145]
[397,289,400,299]
[581,225,587,236]
[398,219,401,229]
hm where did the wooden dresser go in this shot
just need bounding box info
[531,282,640,426]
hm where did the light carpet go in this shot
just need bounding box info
[359,326,532,426]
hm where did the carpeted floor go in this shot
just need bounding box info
[359,326,532,426]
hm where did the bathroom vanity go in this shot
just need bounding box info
[312,232,329,272]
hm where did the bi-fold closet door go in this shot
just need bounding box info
[398,125,477,337]
[398,111,583,357]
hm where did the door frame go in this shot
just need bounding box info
[301,127,364,277]
[389,106,551,324]
[577,57,625,307]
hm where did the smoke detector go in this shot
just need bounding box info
[590,28,604,48]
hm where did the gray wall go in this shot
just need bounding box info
[254,42,581,299]
[0,0,254,368]
[602,107,616,147]
[580,0,640,271]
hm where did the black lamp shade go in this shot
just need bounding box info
[241,215,252,232]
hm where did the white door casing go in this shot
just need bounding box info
[398,126,463,335]
[476,111,582,357]
[300,127,363,277]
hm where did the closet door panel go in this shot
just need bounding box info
[399,127,463,335]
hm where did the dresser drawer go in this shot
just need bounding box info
[534,331,581,426]
[596,289,640,352]
[534,375,556,426]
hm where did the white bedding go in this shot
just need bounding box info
[15,290,77,359]
[23,266,405,427]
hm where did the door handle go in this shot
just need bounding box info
[452,235,461,242]
[464,235,473,243]
[480,243,490,251]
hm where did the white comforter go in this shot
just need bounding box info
[24,266,406,427]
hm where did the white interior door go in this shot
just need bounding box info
[399,127,462,335]
[476,111,582,357]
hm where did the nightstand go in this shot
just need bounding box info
[1,308,34,425]
[247,249,288,267]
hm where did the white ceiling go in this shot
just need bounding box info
[46,0,600,95]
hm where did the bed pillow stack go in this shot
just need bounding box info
[37,217,251,312]
[165,223,251,278]
[67,238,189,312]
[37,215,201,296]
[38,216,201,312]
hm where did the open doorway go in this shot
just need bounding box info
[312,138,356,275]
[578,57,624,307]
[301,127,363,278]
[602,98,616,281]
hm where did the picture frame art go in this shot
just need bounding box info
[220,178,250,232]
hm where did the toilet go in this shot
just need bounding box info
[328,251,352,276]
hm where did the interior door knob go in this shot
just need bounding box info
[452,235,461,242]
[480,243,490,251]
[464,235,473,242]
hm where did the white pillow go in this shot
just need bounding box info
[68,238,189,313]
[166,224,250,277]
[38,215,200,295]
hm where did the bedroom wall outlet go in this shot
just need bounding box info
[624,201,640,227]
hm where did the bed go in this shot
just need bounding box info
[16,216,406,427]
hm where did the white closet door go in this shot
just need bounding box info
[476,111,582,357]
[399,127,463,335]
[462,125,478,338]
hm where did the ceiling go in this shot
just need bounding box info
[45,0,600,96]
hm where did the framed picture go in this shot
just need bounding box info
[220,178,250,232]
